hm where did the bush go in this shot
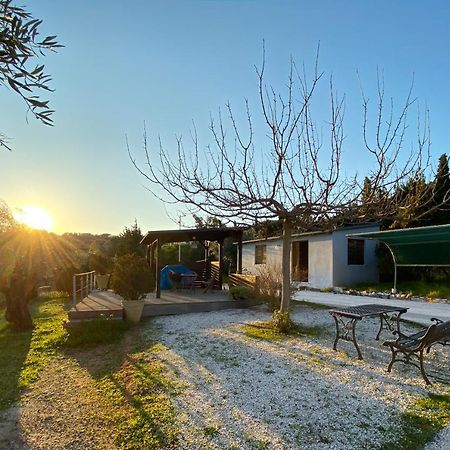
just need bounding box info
[111,254,153,301]
[229,285,254,300]
[88,253,111,275]
[54,265,83,293]
[65,317,130,348]
[271,310,294,333]
[256,264,282,310]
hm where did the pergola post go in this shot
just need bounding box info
[237,236,243,274]
[218,239,224,290]
[385,243,398,294]
[155,239,161,298]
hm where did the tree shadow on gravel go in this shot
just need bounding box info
[151,309,450,450]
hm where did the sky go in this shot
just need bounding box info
[2,0,450,235]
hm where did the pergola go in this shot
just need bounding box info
[140,227,244,298]
[349,224,450,292]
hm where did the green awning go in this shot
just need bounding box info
[348,224,450,266]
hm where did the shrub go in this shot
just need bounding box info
[271,310,294,333]
[256,264,282,310]
[111,254,153,301]
[229,285,254,300]
[54,265,83,293]
[88,252,111,275]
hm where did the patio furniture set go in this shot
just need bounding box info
[329,304,450,385]
[168,270,214,293]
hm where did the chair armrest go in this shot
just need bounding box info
[431,317,444,324]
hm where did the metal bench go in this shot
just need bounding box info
[383,318,450,385]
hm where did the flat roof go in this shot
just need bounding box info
[242,223,379,245]
[141,227,244,245]
[348,224,450,266]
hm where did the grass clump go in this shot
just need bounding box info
[353,280,450,300]
[38,290,69,299]
[241,316,325,341]
[65,317,131,349]
[381,392,450,450]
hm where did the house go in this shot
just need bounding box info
[241,224,380,289]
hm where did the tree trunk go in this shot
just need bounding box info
[4,290,33,331]
[280,218,292,313]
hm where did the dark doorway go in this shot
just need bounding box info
[292,240,308,282]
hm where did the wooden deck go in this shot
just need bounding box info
[68,289,261,323]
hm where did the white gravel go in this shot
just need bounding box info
[148,303,450,450]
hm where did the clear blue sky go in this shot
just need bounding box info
[2,0,450,234]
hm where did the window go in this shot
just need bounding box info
[348,239,365,265]
[255,244,267,264]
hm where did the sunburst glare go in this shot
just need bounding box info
[14,206,54,231]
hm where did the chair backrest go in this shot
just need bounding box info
[422,321,450,346]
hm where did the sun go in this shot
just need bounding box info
[14,206,54,231]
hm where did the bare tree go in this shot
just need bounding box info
[128,47,431,324]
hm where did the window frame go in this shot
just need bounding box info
[347,238,365,265]
[255,244,267,265]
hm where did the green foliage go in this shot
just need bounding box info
[271,310,293,333]
[111,254,153,300]
[65,317,130,349]
[381,393,450,450]
[38,290,69,299]
[88,252,110,274]
[0,297,69,409]
[110,221,145,258]
[352,280,450,299]
[241,318,326,341]
[53,264,82,293]
[0,1,62,148]
[229,285,254,300]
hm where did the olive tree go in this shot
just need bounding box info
[0,0,62,149]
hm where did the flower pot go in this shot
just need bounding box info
[96,274,110,290]
[122,299,145,323]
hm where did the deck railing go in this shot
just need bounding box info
[228,273,259,290]
[72,270,96,306]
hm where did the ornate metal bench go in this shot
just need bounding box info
[383,318,450,385]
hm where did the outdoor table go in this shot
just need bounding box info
[329,304,409,360]
[180,273,197,289]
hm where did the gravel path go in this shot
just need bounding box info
[0,303,448,449]
[150,304,450,450]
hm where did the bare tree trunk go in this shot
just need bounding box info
[4,291,33,331]
[280,218,292,313]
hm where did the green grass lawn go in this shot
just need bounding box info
[352,280,450,300]
[1,294,449,449]
[0,294,178,449]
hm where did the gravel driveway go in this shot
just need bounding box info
[1,303,449,449]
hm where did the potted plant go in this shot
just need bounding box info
[88,253,111,290]
[96,274,110,290]
[111,254,151,323]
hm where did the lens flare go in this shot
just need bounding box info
[14,206,53,231]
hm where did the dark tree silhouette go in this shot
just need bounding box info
[0,0,62,149]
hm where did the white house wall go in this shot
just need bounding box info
[307,236,334,289]
[332,227,379,287]
[241,224,380,289]
[241,240,283,275]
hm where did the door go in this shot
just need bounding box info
[292,240,308,282]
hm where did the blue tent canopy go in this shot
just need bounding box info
[160,264,196,290]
